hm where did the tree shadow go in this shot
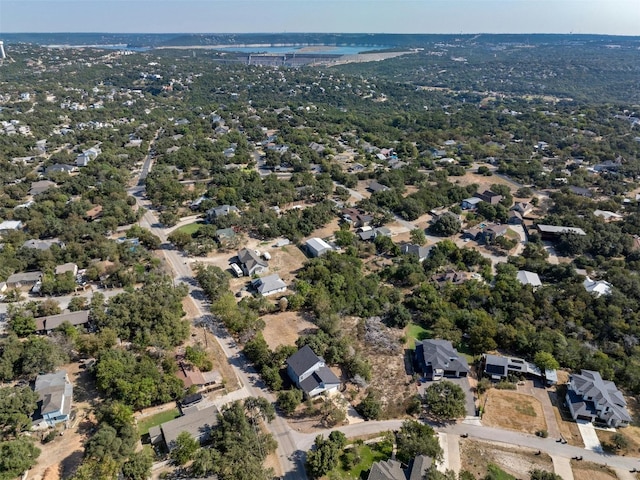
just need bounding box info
[59,449,84,479]
[403,349,415,376]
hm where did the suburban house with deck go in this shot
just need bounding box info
[33,370,73,427]
[482,353,557,386]
[286,345,341,397]
[566,370,631,428]
[415,339,469,380]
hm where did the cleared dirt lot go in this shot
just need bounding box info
[460,439,554,479]
[261,311,317,350]
[571,460,618,480]
[482,389,547,435]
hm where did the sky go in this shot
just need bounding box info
[1,0,639,35]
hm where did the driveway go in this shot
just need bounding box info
[576,420,602,452]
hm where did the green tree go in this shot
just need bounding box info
[7,312,35,337]
[396,420,442,463]
[170,431,200,465]
[356,390,382,420]
[305,432,346,479]
[121,448,154,480]
[423,381,467,421]
[0,386,39,436]
[0,437,41,480]
[533,351,559,372]
[529,470,562,480]
[430,213,461,236]
[410,228,426,246]
[277,389,303,415]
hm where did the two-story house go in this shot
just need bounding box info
[34,370,73,427]
[566,370,631,428]
[286,345,341,397]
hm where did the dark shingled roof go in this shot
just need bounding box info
[286,345,322,378]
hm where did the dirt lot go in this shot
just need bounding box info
[482,389,547,435]
[460,439,554,479]
[182,297,240,392]
[261,311,318,350]
[448,170,517,194]
[571,460,618,480]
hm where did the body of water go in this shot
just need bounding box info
[215,45,388,55]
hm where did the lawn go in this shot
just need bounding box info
[404,322,431,349]
[176,222,203,235]
[336,437,394,479]
[137,408,180,436]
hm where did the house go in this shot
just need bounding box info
[511,202,534,216]
[535,224,586,241]
[85,205,103,221]
[516,270,542,288]
[206,204,239,222]
[29,180,56,196]
[569,186,594,198]
[368,181,390,193]
[461,197,482,210]
[507,211,523,225]
[23,238,64,251]
[414,339,469,380]
[341,208,373,228]
[45,164,77,175]
[286,345,341,397]
[237,248,268,276]
[305,237,333,258]
[6,271,42,289]
[176,363,220,390]
[482,353,556,386]
[215,227,236,244]
[149,405,219,450]
[33,371,73,427]
[400,244,431,262]
[583,276,612,297]
[478,224,509,244]
[367,455,432,480]
[35,310,90,334]
[593,210,623,222]
[0,220,23,234]
[251,274,287,296]
[475,190,503,205]
[431,269,466,287]
[566,370,631,428]
[55,263,78,276]
[357,226,392,242]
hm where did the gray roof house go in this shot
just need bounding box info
[415,339,469,380]
[237,248,268,276]
[401,244,432,262]
[23,238,64,251]
[368,181,390,193]
[29,180,56,196]
[34,371,73,427]
[305,237,333,258]
[150,405,219,450]
[516,270,542,288]
[206,204,239,222]
[482,354,557,386]
[367,455,432,480]
[286,345,341,397]
[251,274,287,296]
[566,370,631,428]
[35,310,90,334]
[0,220,23,234]
[6,271,42,289]
[45,164,77,175]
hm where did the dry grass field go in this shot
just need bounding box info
[482,389,547,435]
[261,311,318,350]
[571,460,618,480]
[460,439,554,479]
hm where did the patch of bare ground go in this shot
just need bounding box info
[448,171,516,193]
[482,389,547,435]
[261,311,317,350]
[182,297,240,392]
[305,218,341,243]
[460,439,554,479]
[571,460,617,480]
